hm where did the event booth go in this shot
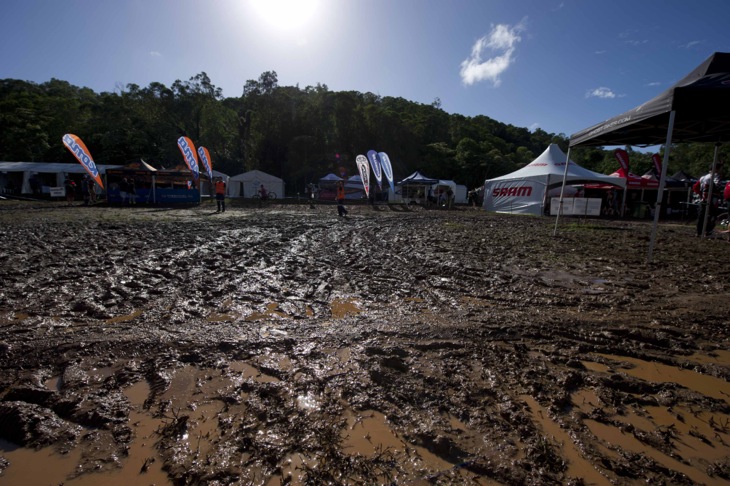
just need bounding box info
[396,171,440,204]
[0,161,121,197]
[105,162,201,205]
[228,170,284,198]
[483,144,625,216]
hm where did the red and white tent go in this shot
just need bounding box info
[483,144,625,216]
[612,167,659,188]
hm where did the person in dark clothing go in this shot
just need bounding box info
[119,178,129,205]
[64,178,76,205]
[86,177,97,205]
[215,178,226,212]
[336,181,348,217]
[127,178,136,205]
[696,164,723,237]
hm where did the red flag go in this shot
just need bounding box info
[614,149,629,172]
[651,153,662,175]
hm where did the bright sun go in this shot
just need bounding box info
[249,0,321,32]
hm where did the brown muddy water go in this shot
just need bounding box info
[0,199,729,485]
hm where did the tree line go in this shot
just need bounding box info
[1,72,725,195]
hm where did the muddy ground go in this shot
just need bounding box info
[0,198,728,485]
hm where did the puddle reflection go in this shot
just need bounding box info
[342,409,455,472]
[597,353,730,404]
[570,382,730,484]
[0,440,83,485]
[330,298,361,319]
[247,302,288,321]
[521,395,609,485]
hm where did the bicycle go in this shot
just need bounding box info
[252,192,277,200]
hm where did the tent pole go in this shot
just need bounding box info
[647,110,676,263]
[701,143,721,238]
[552,147,572,236]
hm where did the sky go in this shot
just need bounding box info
[3,0,730,141]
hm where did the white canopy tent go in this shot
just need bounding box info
[228,170,284,198]
[430,180,468,205]
[483,144,625,216]
[0,161,122,195]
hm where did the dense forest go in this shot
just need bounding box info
[1,72,726,195]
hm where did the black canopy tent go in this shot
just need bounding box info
[397,171,440,204]
[570,52,730,147]
[557,52,730,262]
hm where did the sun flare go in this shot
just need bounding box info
[249,0,321,32]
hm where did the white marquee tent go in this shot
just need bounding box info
[431,180,468,205]
[0,161,122,195]
[228,170,284,198]
[483,144,625,216]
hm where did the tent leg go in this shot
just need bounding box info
[552,148,572,236]
[647,110,675,263]
[701,143,721,238]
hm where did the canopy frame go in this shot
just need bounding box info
[557,52,730,262]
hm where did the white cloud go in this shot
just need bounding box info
[618,30,647,46]
[529,123,540,131]
[586,87,617,99]
[149,51,162,57]
[460,20,526,87]
[646,81,661,87]
[682,40,702,49]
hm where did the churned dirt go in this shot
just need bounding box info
[0,198,728,485]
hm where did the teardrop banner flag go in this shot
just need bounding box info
[177,136,200,180]
[378,151,395,195]
[197,146,214,180]
[62,134,104,189]
[651,153,662,175]
[614,148,629,172]
[367,149,383,190]
[355,154,370,198]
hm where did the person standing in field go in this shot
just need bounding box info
[64,178,76,205]
[128,178,136,205]
[336,180,348,217]
[119,178,129,205]
[696,163,723,237]
[215,177,226,212]
[89,178,97,205]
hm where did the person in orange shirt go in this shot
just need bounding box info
[214,178,226,212]
[336,180,348,217]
